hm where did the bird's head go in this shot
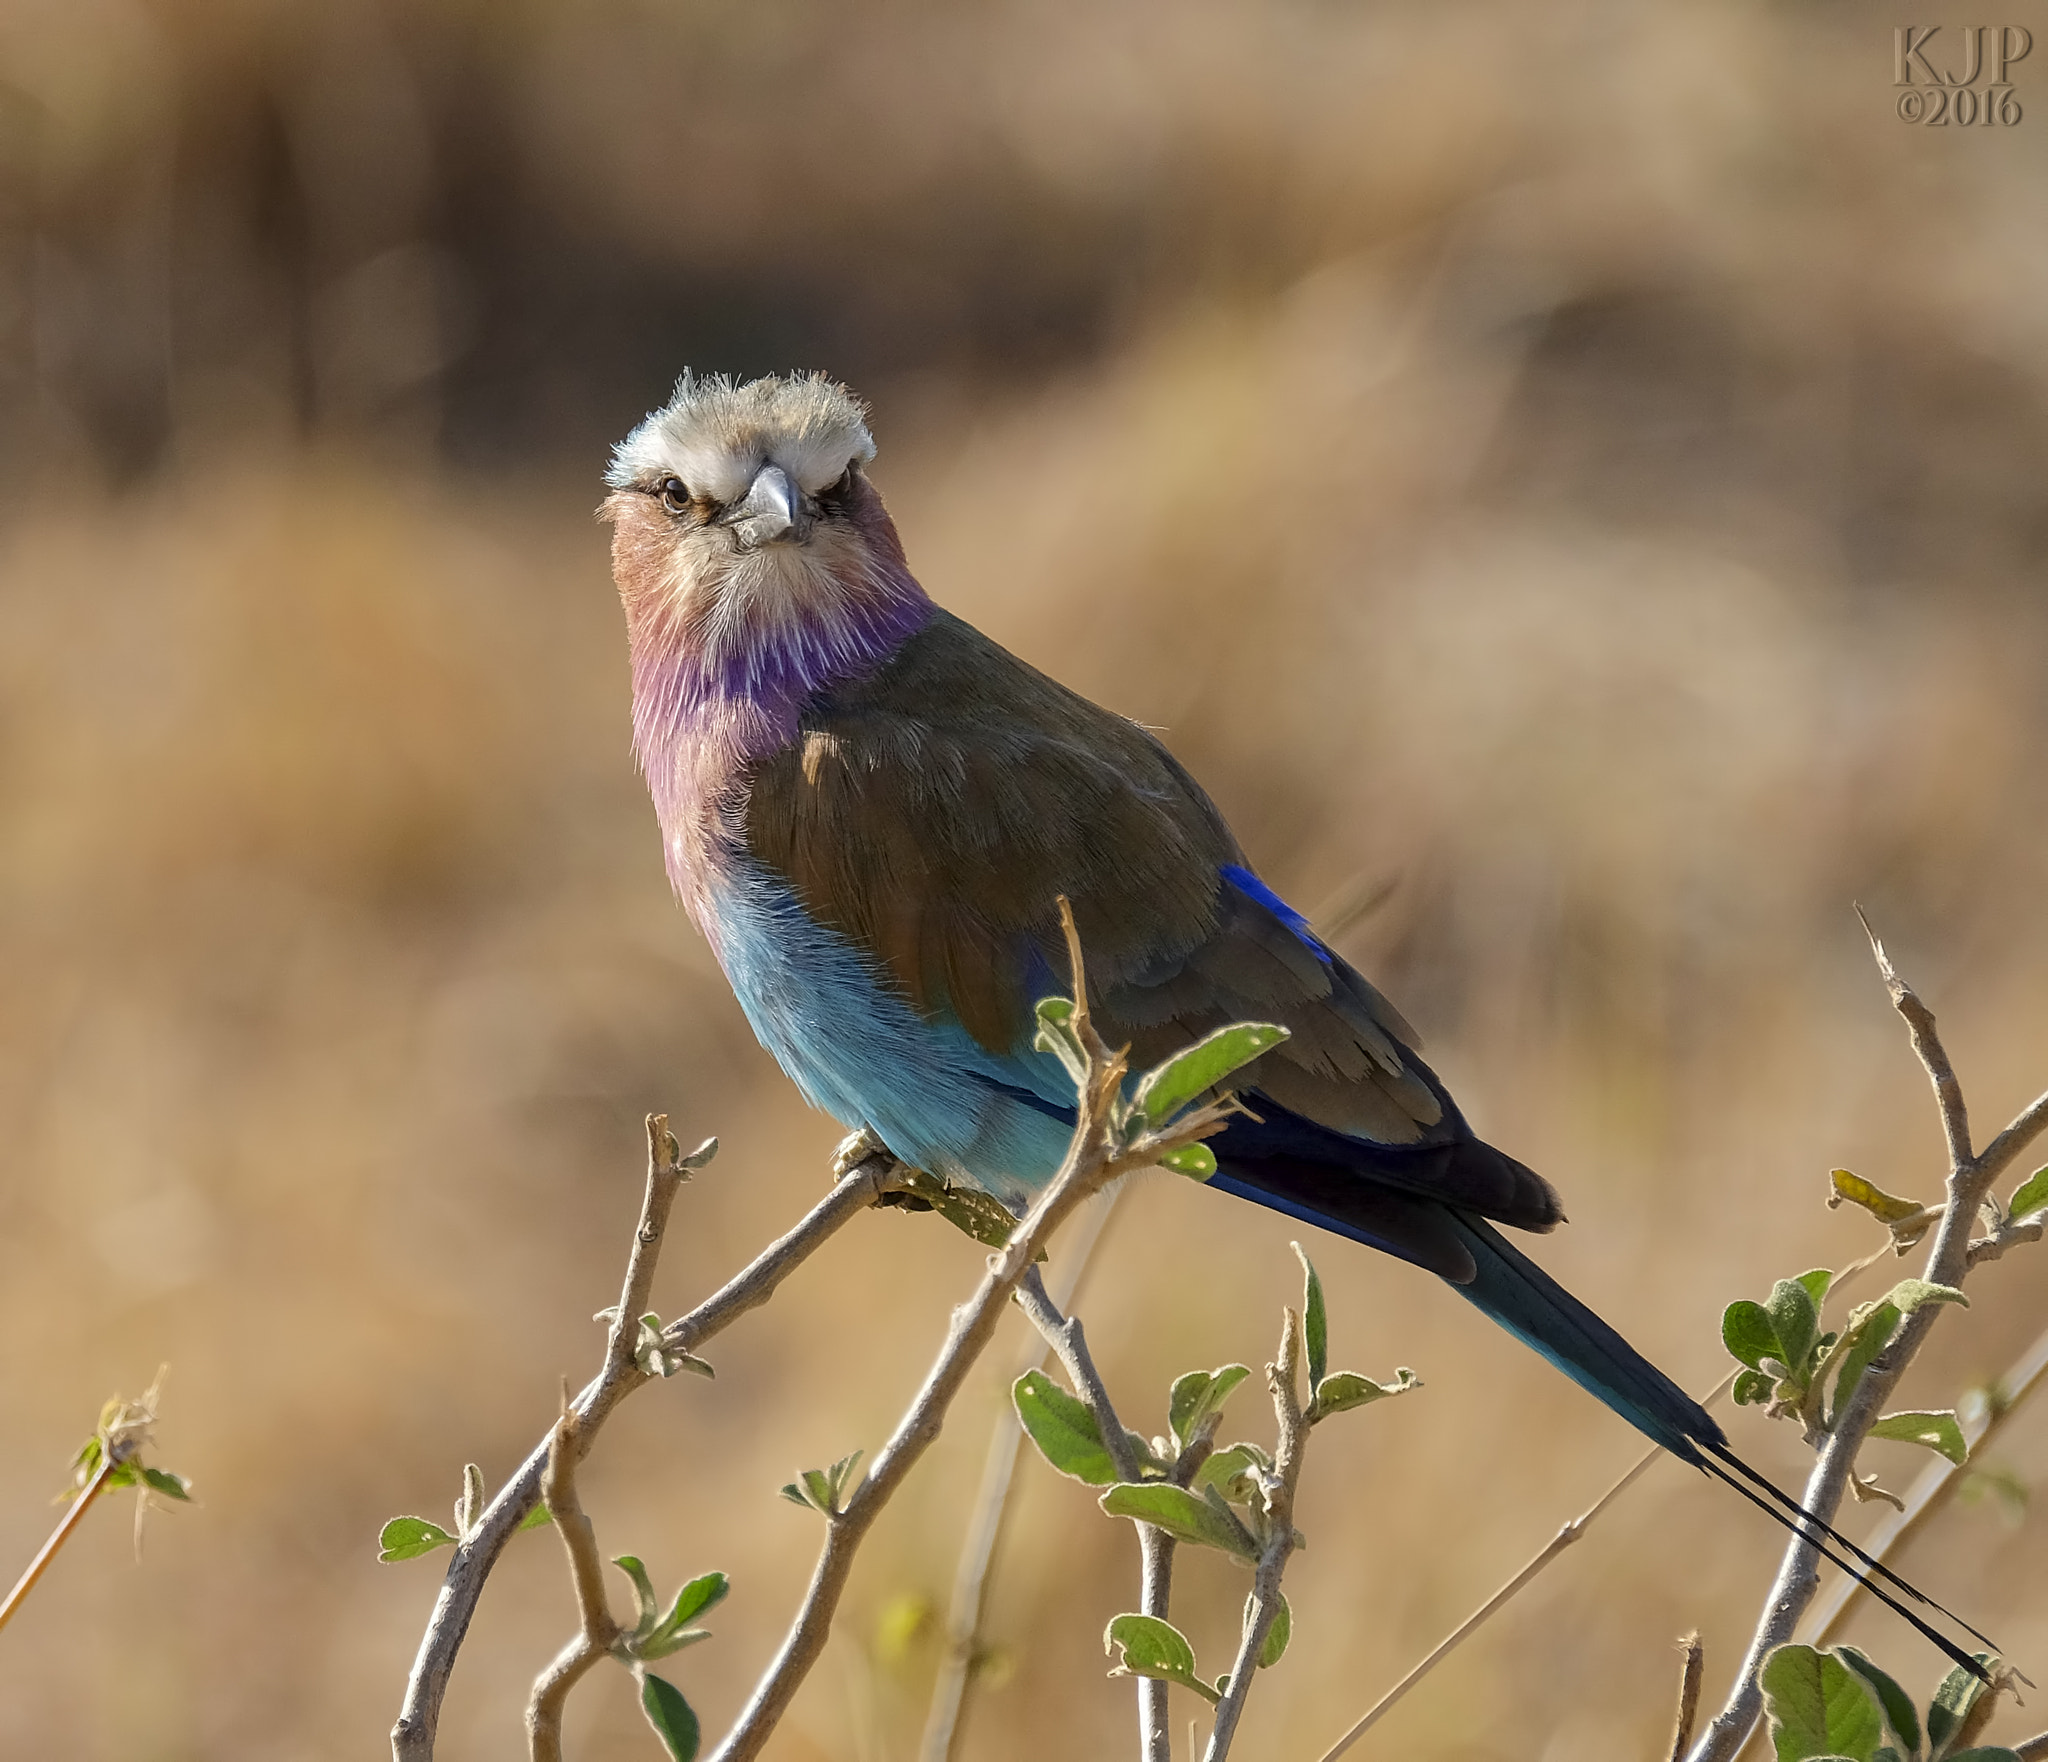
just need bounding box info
[602,372,927,715]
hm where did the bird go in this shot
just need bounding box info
[604,369,1985,1667]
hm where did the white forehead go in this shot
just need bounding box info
[606,370,877,501]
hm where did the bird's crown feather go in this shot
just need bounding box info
[607,370,877,504]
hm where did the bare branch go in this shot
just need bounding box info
[391,1133,899,1762]
[525,1406,622,1762]
[1856,907,1971,1171]
[1667,1634,1705,1762]
[2013,1729,2048,1761]
[1204,1306,1306,1762]
[1974,1088,2048,1187]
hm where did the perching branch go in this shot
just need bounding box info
[1684,919,2048,1762]
[706,902,1235,1762]
[1203,1306,1307,1762]
[390,1126,899,1762]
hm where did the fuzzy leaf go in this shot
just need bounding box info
[613,1555,660,1636]
[1926,1654,2000,1757]
[1733,1369,1777,1406]
[1724,1301,1782,1371]
[1768,1278,1822,1375]
[378,1516,457,1563]
[519,1503,553,1532]
[2009,1165,2048,1223]
[1099,1483,1260,1560]
[1168,1366,1252,1454]
[1132,1023,1290,1125]
[1834,1647,1920,1756]
[1294,1244,1328,1390]
[1760,1643,1886,1762]
[1159,1142,1216,1180]
[1103,1613,1219,1704]
[1313,1367,1422,1420]
[1194,1444,1264,1503]
[1015,1371,1120,1485]
[1830,1302,1902,1424]
[1869,1411,1968,1465]
[1255,1592,1292,1668]
[1883,1279,1968,1317]
[639,1672,701,1762]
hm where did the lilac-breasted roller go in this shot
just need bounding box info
[601,371,1984,1664]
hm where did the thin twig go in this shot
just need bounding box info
[2014,1729,2048,1760]
[1204,1306,1306,1762]
[526,1403,622,1762]
[0,1456,116,1635]
[1012,1257,1178,1762]
[706,903,1232,1762]
[391,1133,900,1762]
[1668,1634,1705,1762]
[1803,1319,2048,1647]
[1684,923,2048,1762]
[919,1189,1123,1762]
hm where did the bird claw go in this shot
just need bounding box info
[831,1126,894,1184]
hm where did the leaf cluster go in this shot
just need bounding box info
[779,1450,865,1517]
[1760,1642,2018,1762]
[1722,1268,1968,1461]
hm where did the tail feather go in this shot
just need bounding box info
[1208,1159,1997,1679]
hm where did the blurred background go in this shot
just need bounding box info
[4,0,2048,1756]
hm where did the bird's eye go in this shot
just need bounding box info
[818,463,857,506]
[657,477,691,515]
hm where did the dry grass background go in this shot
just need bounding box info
[3,1,2048,1757]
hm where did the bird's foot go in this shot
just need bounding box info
[831,1126,895,1183]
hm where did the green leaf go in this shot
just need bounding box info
[1103,1613,1219,1704]
[1733,1369,1777,1406]
[1034,996,1088,1087]
[1883,1279,1968,1318]
[1255,1592,1291,1668]
[639,1672,701,1762]
[1760,1643,1887,1762]
[1194,1444,1264,1503]
[1926,1654,1998,1757]
[1768,1278,1822,1376]
[1132,1023,1290,1125]
[1869,1411,1968,1465]
[1834,1647,1920,1756]
[1724,1301,1782,1371]
[1099,1483,1260,1560]
[1294,1244,1328,1390]
[613,1555,660,1637]
[378,1516,458,1563]
[656,1571,729,1636]
[1168,1366,1252,1454]
[1015,1371,1120,1485]
[2009,1165,2048,1223]
[139,1467,192,1502]
[1796,1267,1834,1309]
[519,1503,553,1531]
[1312,1367,1422,1420]
[1829,1303,1902,1424]
[1159,1142,1216,1180]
